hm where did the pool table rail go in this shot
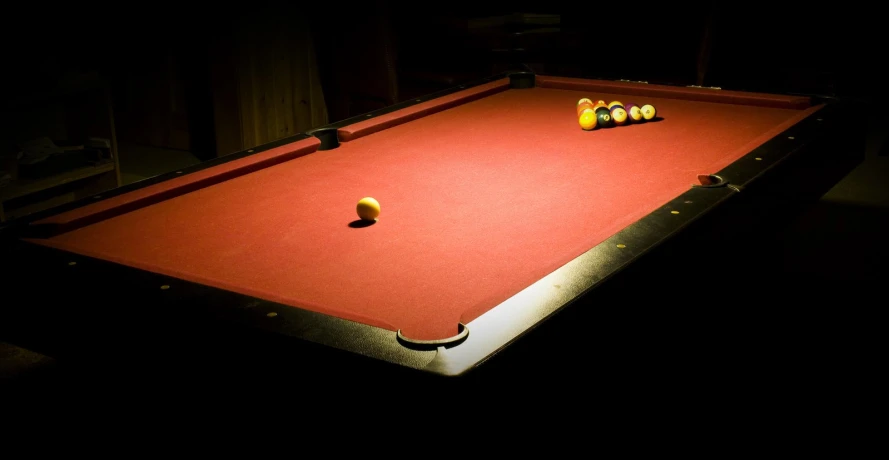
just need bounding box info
[0,71,865,381]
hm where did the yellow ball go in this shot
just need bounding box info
[610,107,628,125]
[357,197,381,221]
[607,100,624,110]
[641,104,657,121]
[578,109,597,131]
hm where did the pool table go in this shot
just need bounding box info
[0,72,863,384]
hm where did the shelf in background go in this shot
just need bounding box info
[1,161,115,203]
[0,161,117,222]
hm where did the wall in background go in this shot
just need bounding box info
[210,5,329,157]
[3,0,882,165]
[3,2,330,162]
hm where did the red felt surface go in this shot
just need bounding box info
[32,82,823,341]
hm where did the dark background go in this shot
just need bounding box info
[0,0,885,420]
[1,0,882,161]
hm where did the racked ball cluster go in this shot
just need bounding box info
[577,98,657,131]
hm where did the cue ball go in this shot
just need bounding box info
[357,197,381,221]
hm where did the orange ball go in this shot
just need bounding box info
[592,102,609,113]
[576,98,593,107]
[576,101,595,117]
[578,109,597,130]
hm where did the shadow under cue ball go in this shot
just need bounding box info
[357,197,381,221]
